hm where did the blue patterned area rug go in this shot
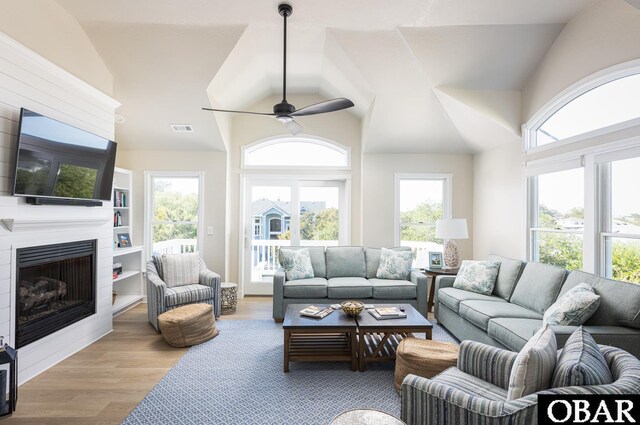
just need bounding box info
[123,320,457,425]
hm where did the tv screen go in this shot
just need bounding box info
[12,108,117,202]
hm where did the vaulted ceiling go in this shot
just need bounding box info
[56,0,597,153]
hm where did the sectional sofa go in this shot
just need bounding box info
[272,246,428,322]
[434,255,640,357]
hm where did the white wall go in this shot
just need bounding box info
[226,94,362,287]
[115,150,228,280]
[523,0,640,121]
[0,30,118,383]
[362,153,474,261]
[472,0,640,261]
[472,142,524,259]
[0,0,113,96]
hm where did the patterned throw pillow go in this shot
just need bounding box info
[376,248,413,280]
[543,283,600,326]
[452,260,500,295]
[552,326,613,388]
[279,248,315,281]
[161,253,200,288]
[507,324,557,400]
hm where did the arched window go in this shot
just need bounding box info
[243,137,350,168]
[529,71,640,148]
[524,61,640,283]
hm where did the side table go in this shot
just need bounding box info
[422,267,458,313]
[220,282,238,314]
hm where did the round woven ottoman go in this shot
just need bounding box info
[158,303,219,347]
[394,337,459,392]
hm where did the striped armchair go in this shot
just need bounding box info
[401,340,640,425]
[146,254,221,331]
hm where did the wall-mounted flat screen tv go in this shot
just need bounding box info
[12,108,117,204]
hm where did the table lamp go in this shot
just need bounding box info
[435,219,468,269]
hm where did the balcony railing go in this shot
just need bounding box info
[153,239,198,255]
[251,239,339,281]
[400,240,444,268]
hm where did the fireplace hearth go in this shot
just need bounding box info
[15,240,96,348]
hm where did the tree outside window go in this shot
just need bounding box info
[151,177,199,254]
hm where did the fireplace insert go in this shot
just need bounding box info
[15,240,96,348]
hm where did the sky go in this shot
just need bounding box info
[399,179,442,211]
[538,157,640,217]
[246,140,347,167]
[539,74,640,143]
[155,177,198,194]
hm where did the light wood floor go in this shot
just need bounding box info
[4,296,272,425]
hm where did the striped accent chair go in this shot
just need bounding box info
[147,253,221,331]
[401,340,640,425]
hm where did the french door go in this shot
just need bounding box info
[242,177,348,294]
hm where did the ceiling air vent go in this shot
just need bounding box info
[170,124,193,133]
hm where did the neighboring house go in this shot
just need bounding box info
[251,198,326,240]
[558,218,640,234]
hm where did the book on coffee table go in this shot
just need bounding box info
[300,305,334,319]
[375,307,405,317]
[368,309,407,320]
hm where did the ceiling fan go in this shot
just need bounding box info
[202,3,354,135]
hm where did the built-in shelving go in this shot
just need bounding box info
[113,294,144,316]
[112,167,144,316]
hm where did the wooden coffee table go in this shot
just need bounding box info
[356,304,432,371]
[282,304,358,372]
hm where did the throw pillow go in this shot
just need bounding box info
[543,283,601,326]
[279,248,315,281]
[552,326,613,388]
[161,253,200,288]
[453,260,500,295]
[507,324,557,400]
[376,248,413,280]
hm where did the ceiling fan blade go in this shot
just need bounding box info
[202,107,275,116]
[290,98,354,117]
[276,116,303,135]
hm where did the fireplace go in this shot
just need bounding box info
[15,240,96,348]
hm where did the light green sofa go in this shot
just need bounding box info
[434,255,640,358]
[272,246,428,322]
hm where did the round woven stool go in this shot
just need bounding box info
[158,303,219,347]
[394,337,459,393]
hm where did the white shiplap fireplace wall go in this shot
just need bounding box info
[0,33,120,383]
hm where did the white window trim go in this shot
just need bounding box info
[523,60,640,274]
[144,171,205,260]
[523,59,640,152]
[241,135,351,170]
[393,173,452,247]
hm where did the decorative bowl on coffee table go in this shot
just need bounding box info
[341,300,364,317]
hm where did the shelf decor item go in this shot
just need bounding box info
[0,336,17,417]
[435,218,468,269]
[117,233,131,248]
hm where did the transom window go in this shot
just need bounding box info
[243,137,350,168]
[533,73,640,148]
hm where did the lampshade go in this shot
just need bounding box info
[435,219,468,240]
